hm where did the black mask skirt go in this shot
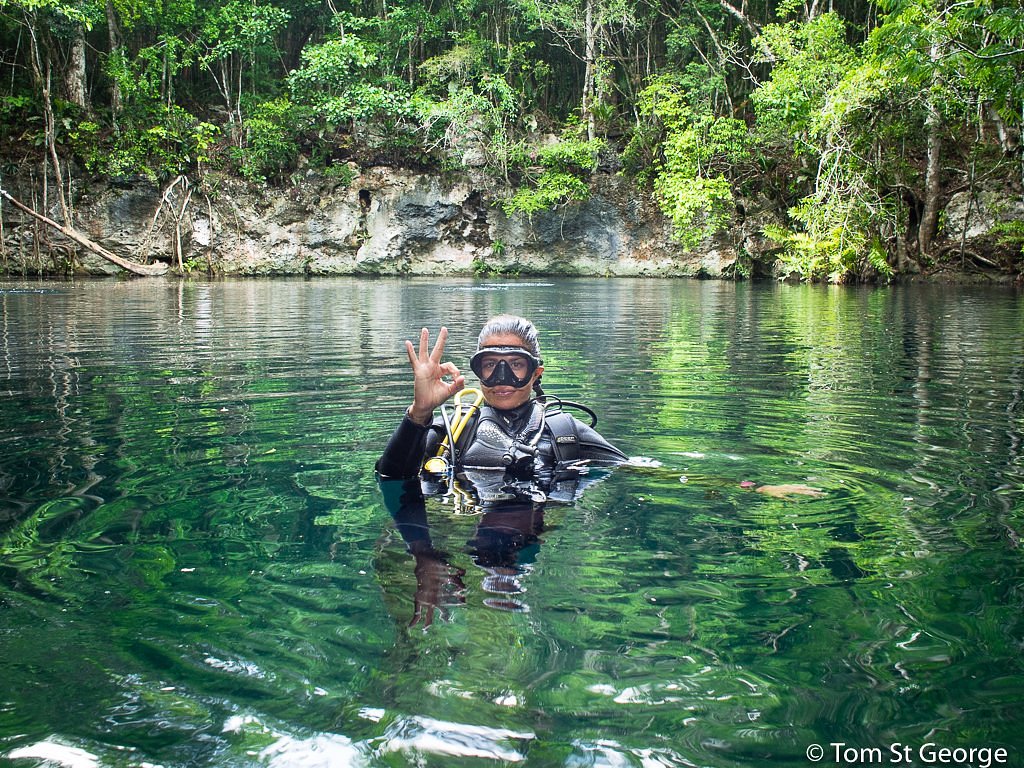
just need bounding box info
[469,346,541,388]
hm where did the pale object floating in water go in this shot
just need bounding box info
[754,483,826,499]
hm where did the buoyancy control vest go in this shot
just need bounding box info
[458,402,545,474]
[403,397,625,507]
[435,400,584,477]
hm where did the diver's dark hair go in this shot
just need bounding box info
[477,314,541,358]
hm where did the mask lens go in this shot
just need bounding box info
[470,348,538,388]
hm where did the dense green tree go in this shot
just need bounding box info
[869,0,1024,251]
[1,0,1021,279]
[628,66,750,250]
[750,13,889,279]
[748,1,1023,279]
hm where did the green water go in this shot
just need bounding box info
[0,277,1021,768]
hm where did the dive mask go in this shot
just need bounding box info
[469,346,541,389]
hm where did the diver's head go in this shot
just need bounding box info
[471,315,544,410]
[476,315,541,359]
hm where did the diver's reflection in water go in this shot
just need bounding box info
[469,502,542,612]
[379,470,589,627]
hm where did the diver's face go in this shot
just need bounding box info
[477,333,543,410]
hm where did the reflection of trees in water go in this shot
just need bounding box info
[2,278,1023,763]
[644,283,1023,566]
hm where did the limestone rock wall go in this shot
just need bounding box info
[1,168,736,277]
[3,166,1016,280]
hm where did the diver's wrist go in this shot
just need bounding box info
[407,405,433,426]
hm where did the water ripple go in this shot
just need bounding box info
[2,278,1023,767]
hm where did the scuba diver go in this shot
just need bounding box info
[377,314,626,483]
[376,314,627,626]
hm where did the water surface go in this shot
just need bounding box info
[1,278,1022,767]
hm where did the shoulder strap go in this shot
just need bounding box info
[545,411,580,465]
[451,407,482,464]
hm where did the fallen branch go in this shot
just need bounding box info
[965,249,1001,269]
[0,186,168,276]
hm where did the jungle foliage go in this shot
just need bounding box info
[0,0,1021,279]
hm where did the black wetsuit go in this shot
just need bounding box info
[376,399,626,482]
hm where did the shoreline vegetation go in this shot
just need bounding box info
[0,0,1021,283]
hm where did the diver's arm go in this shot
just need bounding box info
[376,415,433,478]
[378,477,432,542]
[378,326,462,478]
[576,420,628,464]
[378,476,465,627]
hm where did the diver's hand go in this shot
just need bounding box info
[405,326,465,425]
[410,553,466,628]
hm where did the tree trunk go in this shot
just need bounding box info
[0,187,169,276]
[716,0,760,39]
[582,0,597,141]
[24,13,72,228]
[106,0,123,121]
[919,43,943,259]
[987,104,1020,155]
[64,26,88,110]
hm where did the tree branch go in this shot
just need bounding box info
[0,187,169,276]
